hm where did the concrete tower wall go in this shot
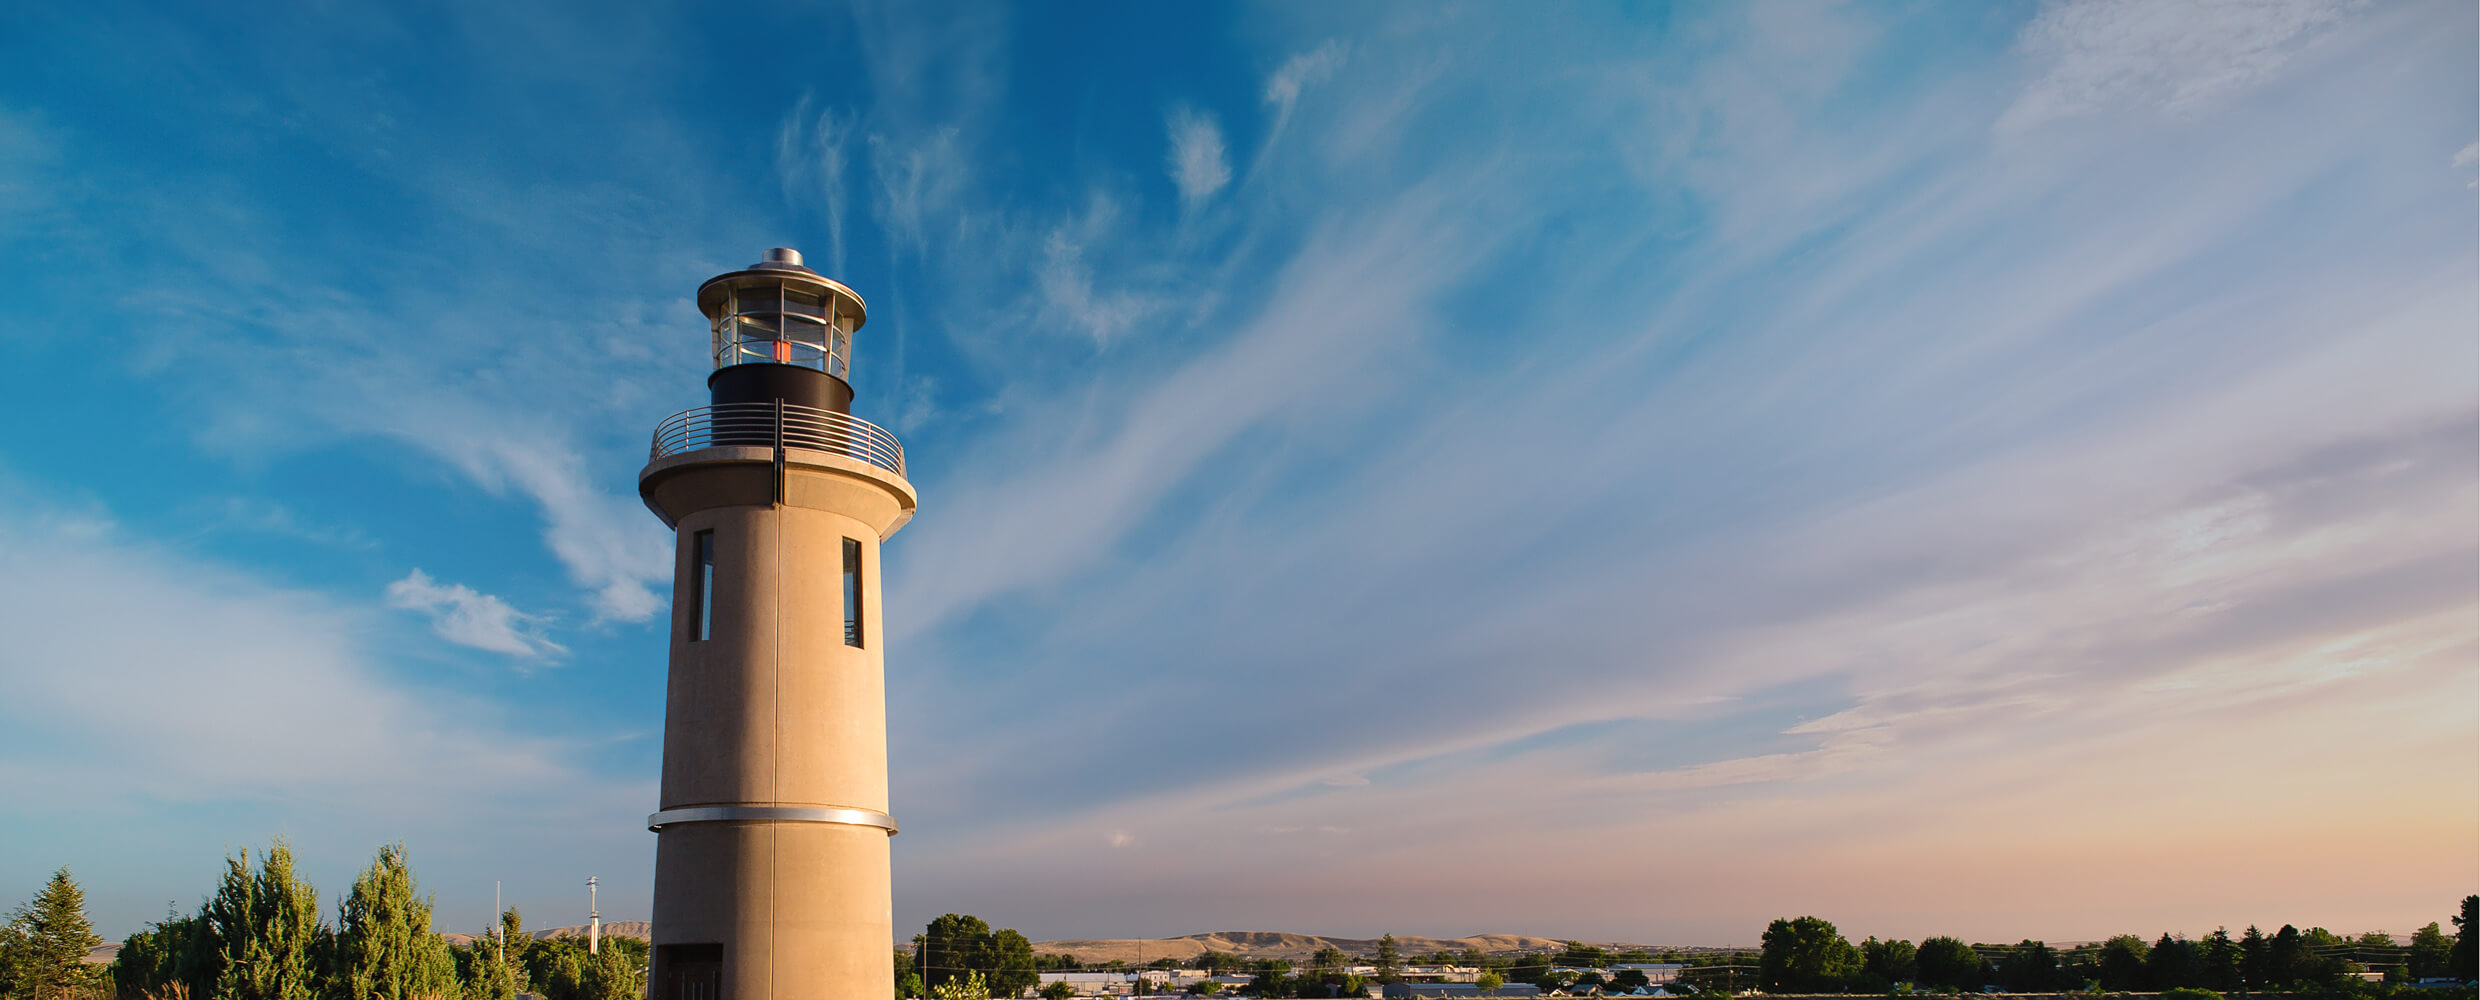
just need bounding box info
[643,445,916,1000]
[660,502,889,808]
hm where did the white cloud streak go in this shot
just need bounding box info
[385,568,565,660]
[891,185,1492,635]
[422,433,669,625]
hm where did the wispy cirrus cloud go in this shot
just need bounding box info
[0,487,575,804]
[775,95,856,276]
[860,0,2475,940]
[1165,106,1232,208]
[2001,0,2365,130]
[1263,41,1344,133]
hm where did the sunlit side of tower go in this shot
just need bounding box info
[639,248,917,1000]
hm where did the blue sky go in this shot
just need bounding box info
[1,0,2473,947]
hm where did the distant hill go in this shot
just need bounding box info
[1026,932,1698,964]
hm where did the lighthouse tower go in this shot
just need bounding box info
[639,248,916,1000]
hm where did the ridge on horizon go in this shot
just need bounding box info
[1017,931,1751,964]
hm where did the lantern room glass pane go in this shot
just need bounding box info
[735,283,780,315]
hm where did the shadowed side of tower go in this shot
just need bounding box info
[640,248,917,1000]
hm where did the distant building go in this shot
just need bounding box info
[1137,970,1214,988]
[1608,966,1684,985]
[1038,972,1133,996]
[1381,984,1542,1000]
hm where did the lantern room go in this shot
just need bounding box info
[695,247,867,386]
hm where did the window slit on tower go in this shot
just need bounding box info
[692,530,715,642]
[843,537,863,648]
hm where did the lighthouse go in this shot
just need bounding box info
[639,248,917,1000]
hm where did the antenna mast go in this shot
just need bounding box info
[587,876,602,955]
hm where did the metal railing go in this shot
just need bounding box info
[649,402,906,478]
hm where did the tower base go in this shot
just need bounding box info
[650,821,895,1000]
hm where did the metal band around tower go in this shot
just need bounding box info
[646,805,899,835]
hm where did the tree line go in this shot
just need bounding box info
[0,843,643,1000]
[1756,897,2478,995]
[901,902,2478,1000]
[912,931,1764,999]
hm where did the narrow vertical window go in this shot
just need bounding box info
[842,537,863,648]
[692,530,715,642]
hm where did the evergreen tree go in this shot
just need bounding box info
[520,940,584,1000]
[110,910,207,1000]
[2146,934,2201,990]
[2238,927,2269,989]
[5,868,107,1000]
[332,845,456,1000]
[454,909,526,1000]
[2198,930,2242,994]
[586,946,643,1000]
[203,844,324,1000]
[1375,936,1401,984]
[2452,895,2478,982]
[522,938,643,1000]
